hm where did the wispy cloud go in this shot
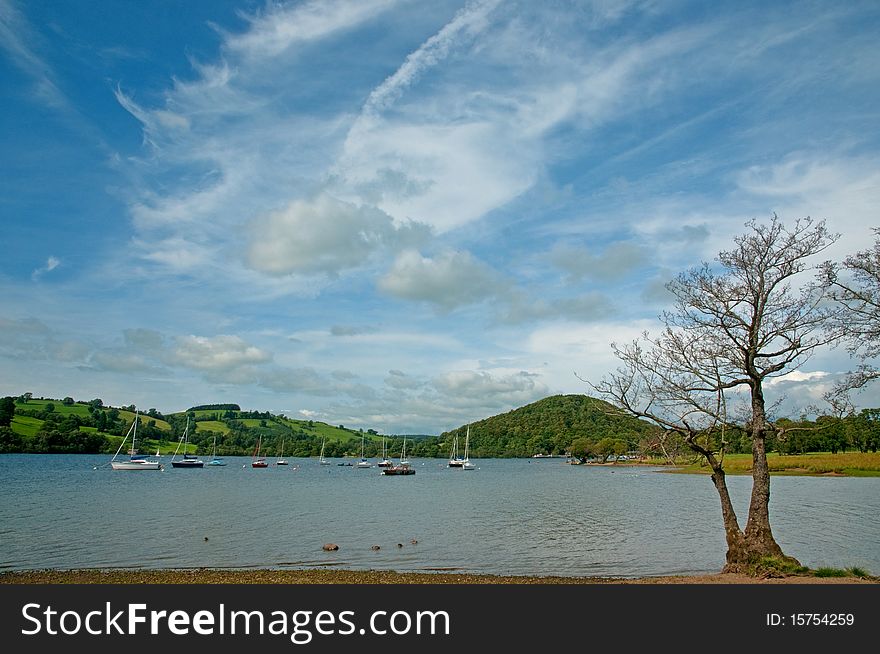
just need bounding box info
[0,0,68,108]
[224,0,398,59]
[31,256,60,281]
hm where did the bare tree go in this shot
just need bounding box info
[821,228,880,392]
[593,216,838,571]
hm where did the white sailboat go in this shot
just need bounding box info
[110,411,162,470]
[276,439,288,465]
[462,425,475,470]
[356,431,371,468]
[399,433,410,465]
[319,437,330,465]
[377,435,392,467]
[448,428,465,467]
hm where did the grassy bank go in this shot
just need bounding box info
[654,451,880,477]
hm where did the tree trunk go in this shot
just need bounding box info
[723,385,800,571]
[708,466,747,566]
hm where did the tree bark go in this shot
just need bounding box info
[708,465,747,566]
[723,385,799,570]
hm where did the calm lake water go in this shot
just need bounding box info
[1,454,877,577]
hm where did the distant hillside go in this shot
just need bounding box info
[439,394,660,457]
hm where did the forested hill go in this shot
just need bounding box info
[439,394,660,457]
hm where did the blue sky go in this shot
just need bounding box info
[2,0,879,433]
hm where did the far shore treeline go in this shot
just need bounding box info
[0,392,877,460]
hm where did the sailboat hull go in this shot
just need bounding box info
[111,460,162,470]
[171,459,204,468]
[382,465,415,475]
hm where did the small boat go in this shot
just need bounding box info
[356,431,371,468]
[383,434,414,475]
[110,411,162,470]
[377,436,392,467]
[462,425,475,470]
[276,439,288,465]
[448,428,465,467]
[171,417,204,468]
[319,437,330,465]
[252,434,268,468]
[206,433,226,466]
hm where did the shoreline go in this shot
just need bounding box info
[1,568,875,585]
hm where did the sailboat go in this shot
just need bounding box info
[319,437,330,465]
[383,434,414,475]
[276,439,288,465]
[206,433,226,466]
[377,435,392,467]
[252,434,268,468]
[171,416,204,468]
[448,428,465,467]
[399,433,410,465]
[110,411,162,470]
[462,425,475,470]
[356,431,372,468]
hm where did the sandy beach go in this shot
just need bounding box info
[1,568,875,584]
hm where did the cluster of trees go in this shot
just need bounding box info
[437,395,659,458]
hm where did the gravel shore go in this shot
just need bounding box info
[1,568,875,584]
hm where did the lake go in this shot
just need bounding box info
[1,454,877,577]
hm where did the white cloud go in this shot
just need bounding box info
[31,255,60,281]
[736,154,880,258]
[378,249,508,310]
[360,0,501,117]
[245,194,430,277]
[765,370,830,387]
[225,0,397,59]
[172,335,271,372]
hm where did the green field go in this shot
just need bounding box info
[117,410,172,431]
[277,417,372,443]
[18,399,94,418]
[664,451,880,477]
[194,420,231,434]
[11,415,42,437]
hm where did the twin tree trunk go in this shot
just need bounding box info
[711,385,797,572]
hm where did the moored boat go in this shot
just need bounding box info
[110,411,162,471]
[252,434,268,468]
[171,416,204,468]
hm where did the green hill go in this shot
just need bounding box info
[439,394,659,457]
[3,392,658,458]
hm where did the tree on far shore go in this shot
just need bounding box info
[592,216,838,572]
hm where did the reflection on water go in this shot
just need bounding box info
[0,455,877,576]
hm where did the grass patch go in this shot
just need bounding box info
[117,410,171,432]
[754,556,810,576]
[812,567,849,578]
[11,415,42,437]
[194,420,230,435]
[812,566,872,579]
[665,451,880,477]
